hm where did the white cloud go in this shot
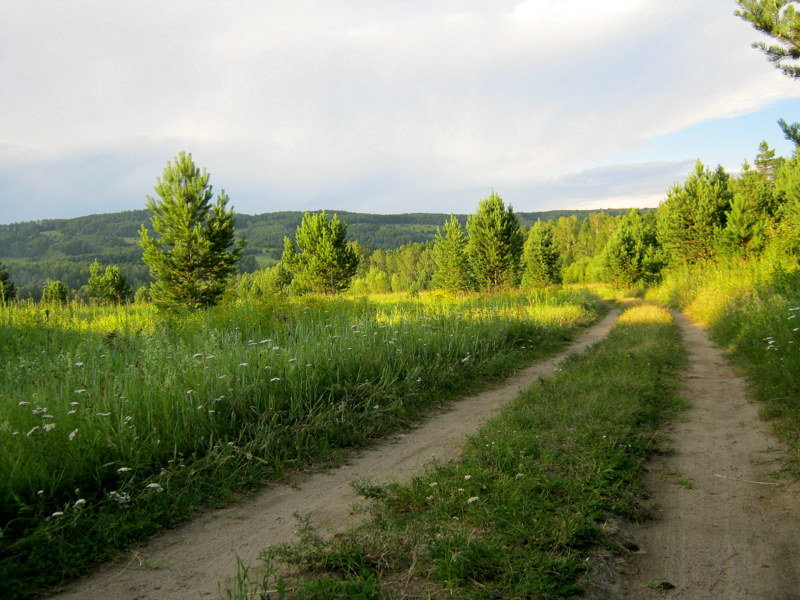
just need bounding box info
[0,0,798,222]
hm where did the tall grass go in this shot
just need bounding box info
[0,288,603,599]
[648,257,800,466]
[220,304,684,599]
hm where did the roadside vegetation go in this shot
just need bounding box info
[0,289,603,599]
[220,304,684,600]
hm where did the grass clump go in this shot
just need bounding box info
[224,303,684,599]
[0,288,602,599]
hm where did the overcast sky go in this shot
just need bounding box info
[1,0,799,223]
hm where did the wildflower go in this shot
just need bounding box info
[37,490,44,496]
[51,511,64,518]
[466,496,480,504]
[74,389,86,394]
[117,467,131,472]
[245,452,253,461]
[68,429,78,441]
[219,375,226,379]
[464,475,472,481]
[186,390,195,395]
[74,362,84,367]
[124,416,132,422]
[26,426,39,436]
[67,410,76,415]
[70,401,79,406]
[43,423,56,432]
[206,355,215,359]
[426,495,434,501]
[515,473,525,479]
[456,488,465,493]
[461,356,470,363]
[74,498,86,508]
[238,363,249,367]
[145,483,164,492]
[306,363,313,367]
[270,377,280,382]
[288,358,298,363]
[97,412,111,417]
[108,491,130,505]
[272,346,280,351]
[429,482,438,487]
[192,353,203,358]
[18,401,29,406]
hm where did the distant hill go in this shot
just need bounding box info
[0,208,638,298]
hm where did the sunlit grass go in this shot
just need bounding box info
[0,287,604,599]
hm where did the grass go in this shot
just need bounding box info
[648,257,800,470]
[220,303,685,599]
[0,288,603,599]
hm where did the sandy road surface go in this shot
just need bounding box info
[617,312,800,600]
[52,310,621,600]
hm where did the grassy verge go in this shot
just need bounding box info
[648,259,800,470]
[0,289,603,599]
[222,303,684,599]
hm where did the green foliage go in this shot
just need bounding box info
[603,209,662,286]
[755,140,780,184]
[657,161,733,264]
[773,151,800,254]
[282,212,359,294]
[522,222,562,287]
[133,284,151,303]
[466,192,524,290]
[139,152,243,310]
[87,260,132,304]
[432,216,472,292]
[736,0,800,78]
[236,262,293,299]
[0,262,16,303]
[41,279,69,304]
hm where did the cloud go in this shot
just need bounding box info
[0,1,798,222]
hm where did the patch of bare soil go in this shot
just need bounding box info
[614,311,800,600]
[51,311,620,600]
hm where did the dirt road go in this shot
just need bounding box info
[617,312,800,599]
[52,311,620,600]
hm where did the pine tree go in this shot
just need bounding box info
[41,279,69,304]
[656,161,733,264]
[521,222,561,287]
[466,191,524,291]
[0,262,16,303]
[754,141,779,184]
[282,212,359,294]
[432,215,472,291]
[736,1,800,144]
[722,193,768,255]
[603,209,661,286]
[139,152,243,310]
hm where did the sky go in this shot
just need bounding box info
[1,0,800,224]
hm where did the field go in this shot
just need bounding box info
[0,288,603,598]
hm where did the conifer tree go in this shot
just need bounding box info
[721,193,768,255]
[0,262,16,303]
[432,215,472,291]
[603,209,661,286]
[466,191,524,290]
[139,152,243,310]
[521,222,561,287]
[736,1,800,144]
[282,211,359,294]
[656,161,733,264]
[755,140,780,184]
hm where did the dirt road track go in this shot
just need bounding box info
[52,310,620,600]
[616,311,800,599]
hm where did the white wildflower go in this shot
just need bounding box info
[18,401,29,406]
[97,412,111,417]
[26,426,39,436]
[206,355,215,359]
[466,496,480,504]
[117,467,131,473]
[186,390,195,395]
[238,362,249,367]
[429,482,438,487]
[43,423,56,432]
[67,410,76,415]
[192,353,203,358]
[70,401,79,406]
[73,498,86,508]
[145,483,164,492]
[288,358,298,363]
[464,475,473,481]
[270,377,280,382]
[51,511,64,517]
[456,488,465,493]
[74,362,84,367]
[68,429,78,441]
[74,389,86,394]
[426,495,434,500]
